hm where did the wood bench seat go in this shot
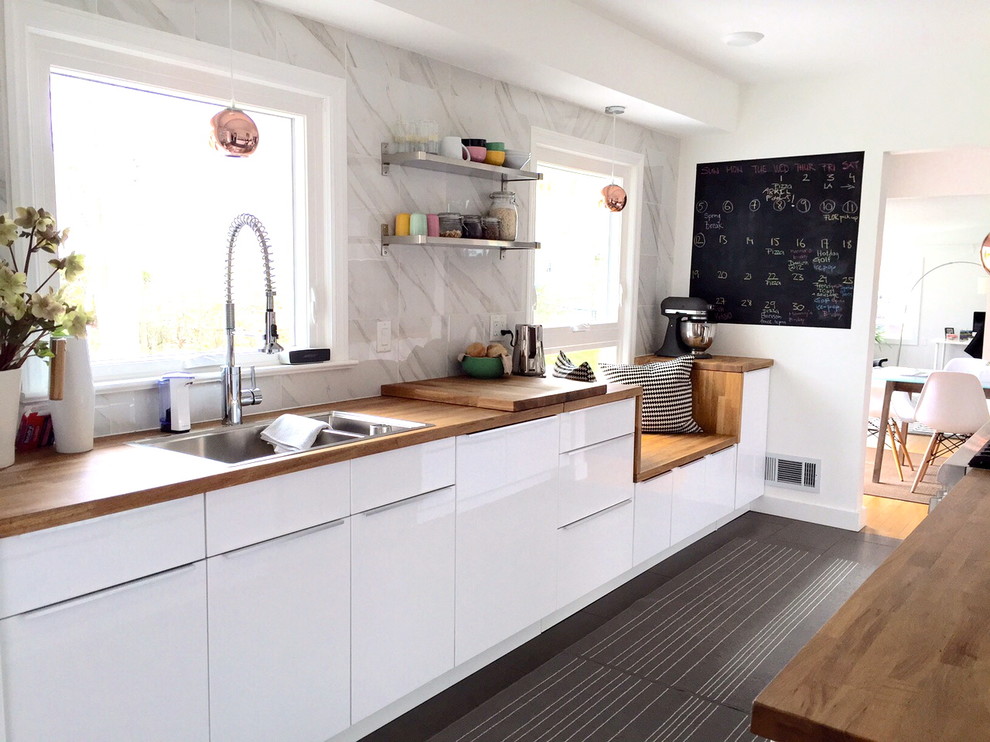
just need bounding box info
[636,432,736,482]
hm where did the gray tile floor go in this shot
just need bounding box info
[359,512,898,742]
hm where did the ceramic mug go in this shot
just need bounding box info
[440,136,469,160]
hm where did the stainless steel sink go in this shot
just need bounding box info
[131,411,431,465]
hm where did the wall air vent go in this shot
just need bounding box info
[765,454,821,493]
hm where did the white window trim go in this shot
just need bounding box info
[527,126,643,362]
[4,0,349,393]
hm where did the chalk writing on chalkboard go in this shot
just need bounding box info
[689,151,864,329]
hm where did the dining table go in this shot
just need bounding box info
[871,366,990,483]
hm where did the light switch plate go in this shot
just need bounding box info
[376,320,391,352]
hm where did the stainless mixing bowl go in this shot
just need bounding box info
[680,321,716,358]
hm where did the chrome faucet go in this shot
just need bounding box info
[222,213,283,425]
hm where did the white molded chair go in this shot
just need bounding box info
[910,371,990,493]
[944,356,990,383]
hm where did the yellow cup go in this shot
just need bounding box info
[484,150,506,167]
[395,213,410,236]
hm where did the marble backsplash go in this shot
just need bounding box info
[5,0,679,437]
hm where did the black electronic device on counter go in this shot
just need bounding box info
[656,296,712,357]
[278,348,331,365]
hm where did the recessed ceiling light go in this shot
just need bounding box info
[723,31,764,47]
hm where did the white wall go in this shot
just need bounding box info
[674,49,990,529]
[2,0,679,436]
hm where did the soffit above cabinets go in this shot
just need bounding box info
[256,0,740,136]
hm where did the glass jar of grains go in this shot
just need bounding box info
[481,216,501,240]
[488,190,517,241]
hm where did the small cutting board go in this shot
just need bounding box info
[381,375,607,411]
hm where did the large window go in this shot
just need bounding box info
[6,0,347,389]
[531,129,642,364]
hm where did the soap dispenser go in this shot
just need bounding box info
[158,373,194,433]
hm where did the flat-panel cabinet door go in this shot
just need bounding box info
[633,471,673,565]
[707,445,738,518]
[0,562,209,742]
[351,486,456,722]
[556,499,634,610]
[455,417,558,664]
[670,457,709,545]
[737,368,770,507]
[207,519,351,742]
[558,434,635,526]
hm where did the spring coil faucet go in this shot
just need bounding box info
[222,213,283,425]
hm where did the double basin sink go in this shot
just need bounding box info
[132,411,431,465]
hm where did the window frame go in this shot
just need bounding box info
[527,127,643,362]
[4,0,349,393]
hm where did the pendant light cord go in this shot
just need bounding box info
[609,112,616,185]
[227,0,235,107]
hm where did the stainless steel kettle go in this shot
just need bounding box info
[509,323,546,376]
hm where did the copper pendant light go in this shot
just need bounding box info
[210,0,259,157]
[601,105,627,212]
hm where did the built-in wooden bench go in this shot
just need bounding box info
[632,355,774,482]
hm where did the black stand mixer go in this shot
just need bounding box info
[656,297,713,357]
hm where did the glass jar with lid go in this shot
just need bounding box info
[481,216,501,240]
[462,214,483,239]
[438,212,463,238]
[488,190,517,241]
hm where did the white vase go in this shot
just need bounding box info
[50,337,95,454]
[0,366,22,469]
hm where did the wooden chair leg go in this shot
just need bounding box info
[887,426,905,481]
[911,432,941,493]
[892,420,914,471]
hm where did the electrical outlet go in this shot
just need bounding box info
[376,320,391,353]
[489,314,508,341]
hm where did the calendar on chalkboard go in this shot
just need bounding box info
[688,151,864,329]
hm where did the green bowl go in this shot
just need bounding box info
[462,356,504,379]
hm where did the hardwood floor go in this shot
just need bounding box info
[861,494,928,540]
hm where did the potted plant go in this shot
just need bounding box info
[0,207,93,467]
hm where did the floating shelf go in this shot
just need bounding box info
[381,145,542,182]
[380,225,539,259]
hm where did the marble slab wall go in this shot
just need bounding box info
[3,0,679,436]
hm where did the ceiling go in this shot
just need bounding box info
[884,196,990,248]
[571,0,990,85]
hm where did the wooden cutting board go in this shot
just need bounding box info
[381,375,608,411]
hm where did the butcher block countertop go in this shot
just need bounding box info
[381,374,607,410]
[633,354,774,373]
[0,380,639,539]
[751,468,990,742]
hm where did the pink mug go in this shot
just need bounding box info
[467,146,487,163]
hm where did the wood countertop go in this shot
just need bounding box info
[381,374,607,410]
[633,354,774,373]
[751,468,990,742]
[0,384,640,539]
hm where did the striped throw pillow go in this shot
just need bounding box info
[552,351,596,382]
[597,356,702,433]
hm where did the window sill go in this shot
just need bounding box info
[21,359,358,403]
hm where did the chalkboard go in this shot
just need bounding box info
[688,151,864,328]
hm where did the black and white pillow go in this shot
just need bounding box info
[553,351,596,382]
[597,356,702,433]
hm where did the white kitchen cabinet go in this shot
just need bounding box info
[0,561,209,742]
[205,461,349,555]
[556,498,634,610]
[351,437,455,513]
[455,416,558,664]
[0,494,204,618]
[558,397,636,453]
[670,446,737,545]
[558,433,636,526]
[633,470,673,565]
[351,485,456,722]
[207,519,351,742]
[736,367,771,507]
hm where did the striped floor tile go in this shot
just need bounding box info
[430,538,870,742]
